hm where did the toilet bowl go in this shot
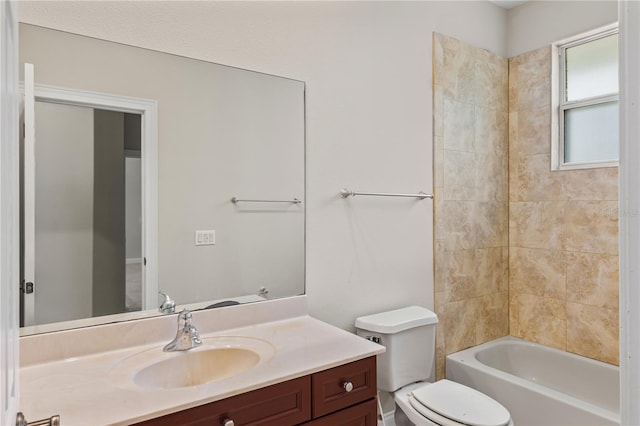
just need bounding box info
[355,306,514,426]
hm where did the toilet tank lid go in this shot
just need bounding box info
[355,306,438,334]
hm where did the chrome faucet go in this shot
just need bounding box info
[158,291,176,314]
[163,309,202,352]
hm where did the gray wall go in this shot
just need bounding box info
[92,109,125,316]
[125,157,142,261]
[34,102,93,324]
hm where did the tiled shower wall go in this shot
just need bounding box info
[434,35,620,378]
[433,33,509,380]
[509,47,619,365]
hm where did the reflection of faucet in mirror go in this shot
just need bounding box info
[163,309,202,352]
[158,291,176,314]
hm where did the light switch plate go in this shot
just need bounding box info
[195,230,215,246]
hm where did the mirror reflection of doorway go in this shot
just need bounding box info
[125,152,142,312]
[21,101,142,326]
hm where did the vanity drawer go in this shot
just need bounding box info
[311,356,377,418]
[303,398,377,426]
[134,375,311,426]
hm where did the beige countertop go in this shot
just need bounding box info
[19,299,384,425]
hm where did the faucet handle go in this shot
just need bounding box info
[178,309,193,323]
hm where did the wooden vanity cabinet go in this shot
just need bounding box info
[134,356,377,426]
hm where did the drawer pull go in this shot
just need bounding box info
[223,419,235,426]
[342,381,354,392]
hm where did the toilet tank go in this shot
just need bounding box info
[355,306,438,392]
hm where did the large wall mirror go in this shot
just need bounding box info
[19,23,306,335]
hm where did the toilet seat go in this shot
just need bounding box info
[395,380,512,426]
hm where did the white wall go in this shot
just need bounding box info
[18,1,507,330]
[507,0,618,57]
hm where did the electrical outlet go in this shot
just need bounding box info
[195,230,215,246]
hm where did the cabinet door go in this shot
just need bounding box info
[134,376,311,426]
[303,399,377,426]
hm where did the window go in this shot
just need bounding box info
[553,25,619,170]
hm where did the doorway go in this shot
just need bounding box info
[20,82,158,327]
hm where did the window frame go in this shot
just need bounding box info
[551,24,619,170]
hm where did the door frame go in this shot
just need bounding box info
[619,0,640,424]
[24,84,158,314]
[0,0,19,423]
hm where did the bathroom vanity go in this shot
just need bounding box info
[135,357,377,425]
[18,297,383,425]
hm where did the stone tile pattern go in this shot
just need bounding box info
[509,47,619,366]
[433,36,619,380]
[433,33,509,380]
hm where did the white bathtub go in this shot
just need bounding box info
[446,336,619,426]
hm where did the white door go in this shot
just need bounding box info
[24,99,97,326]
[0,0,20,424]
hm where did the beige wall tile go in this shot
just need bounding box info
[476,292,509,345]
[444,249,476,303]
[438,35,620,369]
[564,201,619,254]
[476,151,508,202]
[454,44,478,105]
[476,247,508,297]
[434,33,509,366]
[434,240,448,294]
[509,111,519,201]
[509,247,566,300]
[512,47,551,111]
[509,293,519,336]
[475,201,509,248]
[508,46,620,366]
[434,136,444,189]
[444,150,477,200]
[479,154,502,203]
[509,201,566,250]
[565,167,618,201]
[517,106,551,156]
[516,293,567,350]
[475,52,508,111]
[566,252,619,310]
[567,302,619,365]
[475,107,508,154]
[441,200,476,251]
[433,87,445,139]
[508,58,520,113]
[501,247,509,293]
[434,35,457,101]
[443,298,478,354]
[443,99,475,152]
[516,154,565,201]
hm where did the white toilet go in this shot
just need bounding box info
[355,306,514,426]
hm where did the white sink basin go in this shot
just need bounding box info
[111,336,276,390]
